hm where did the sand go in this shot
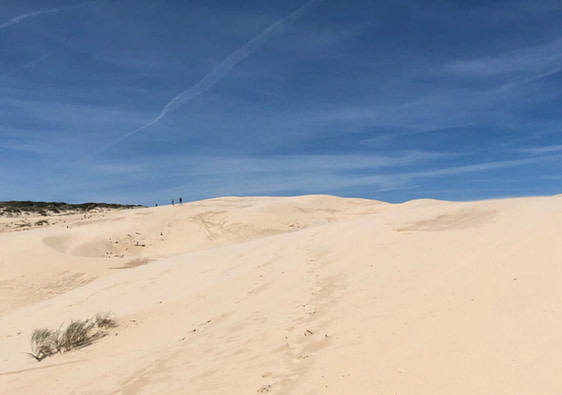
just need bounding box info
[1,194,562,394]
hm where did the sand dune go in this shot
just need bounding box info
[1,195,562,394]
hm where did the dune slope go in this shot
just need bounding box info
[1,195,562,394]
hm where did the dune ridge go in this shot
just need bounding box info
[1,195,561,394]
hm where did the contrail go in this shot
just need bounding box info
[91,0,320,157]
[0,52,52,78]
[0,2,93,30]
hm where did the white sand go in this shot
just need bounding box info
[1,195,561,394]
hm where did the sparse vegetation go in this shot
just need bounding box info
[94,312,117,329]
[58,320,95,352]
[0,201,144,217]
[27,313,117,361]
[28,328,57,361]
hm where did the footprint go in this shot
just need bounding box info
[257,384,271,393]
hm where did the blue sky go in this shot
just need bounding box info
[1,0,562,205]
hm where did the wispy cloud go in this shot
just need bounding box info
[0,2,92,30]
[89,0,321,157]
[409,155,559,178]
[494,66,562,92]
[88,151,561,202]
[512,144,562,155]
[446,38,562,76]
[445,37,562,92]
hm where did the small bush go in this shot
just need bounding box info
[28,328,56,361]
[58,319,95,352]
[94,312,116,329]
[27,312,117,361]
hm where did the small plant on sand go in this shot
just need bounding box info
[26,312,117,361]
[57,319,95,352]
[94,312,117,329]
[28,328,57,361]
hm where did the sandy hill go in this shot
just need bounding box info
[1,195,562,394]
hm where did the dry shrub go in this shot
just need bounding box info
[27,312,116,361]
[94,312,116,329]
[58,319,95,352]
[28,328,56,361]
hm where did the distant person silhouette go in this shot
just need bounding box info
[179,197,182,204]
[172,199,174,205]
